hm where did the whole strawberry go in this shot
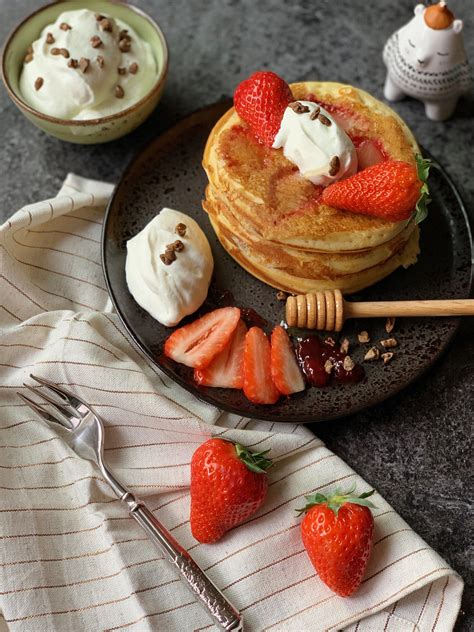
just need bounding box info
[191,438,272,543]
[322,155,431,222]
[299,485,376,597]
[234,71,293,146]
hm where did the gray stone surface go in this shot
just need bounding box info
[1,0,473,629]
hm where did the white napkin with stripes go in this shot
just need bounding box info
[0,174,463,631]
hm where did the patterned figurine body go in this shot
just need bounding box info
[383,1,471,121]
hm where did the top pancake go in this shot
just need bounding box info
[203,81,420,252]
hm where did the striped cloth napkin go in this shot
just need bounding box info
[0,174,463,632]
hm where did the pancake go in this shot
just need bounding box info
[202,81,421,293]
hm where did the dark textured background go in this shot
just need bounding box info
[1,1,473,629]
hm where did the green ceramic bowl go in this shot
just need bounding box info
[1,1,169,143]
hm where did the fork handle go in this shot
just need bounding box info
[121,491,243,631]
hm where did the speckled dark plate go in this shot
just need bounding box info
[102,101,473,423]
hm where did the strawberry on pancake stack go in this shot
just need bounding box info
[202,71,428,294]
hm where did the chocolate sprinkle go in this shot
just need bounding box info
[68,58,79,69]
[59,22,71,31]
[46,32,55,44]
[34,77,44,91]
[289,101,310,114]
[90,36,102,49]
[79,57,90,73]
[115,85,125,99]
[318,113,332,126]
[129,62,138,74]
[329,155,340,176]
[309,106,321,120]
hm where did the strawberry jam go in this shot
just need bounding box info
[295,335,364,387]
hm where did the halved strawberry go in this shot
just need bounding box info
[164,307,240,370]
[243,327,281,405]
[270,326,305,395]
[194,320,247,388]
[355,140,386,170]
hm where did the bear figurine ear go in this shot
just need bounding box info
[453,19,463,33]
[414,4,425,15]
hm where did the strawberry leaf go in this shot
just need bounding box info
[235,443,273,474]
[296,485,376,517]
[413,154,432,225]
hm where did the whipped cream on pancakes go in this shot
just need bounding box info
[126,209,214,327]
[20,9,157,120]
[272,101,357,186]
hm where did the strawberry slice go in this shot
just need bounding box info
[234,71,293,146]
[243,327,281,405]
[164,307,241,370]
[355,140,386,170]
[194,320,247,388]
[270,326,305,395]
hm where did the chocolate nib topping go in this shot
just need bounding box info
[59,22,71,31]
[289,101,310,114]
[129,62,139,74]
[46,32,55,44]
[119,38,131,52]
[34,77,44,91]
[99,18,113,32]
[114,85,125,99]
[318,113,332,126]
[175,223,187,237]
[50,48,61,56]
[96,55,105,69]
[329,156,340,176]
[90,36,103,49]
[59,48,70,58]
[79,57,90,73]
[68,58,79,69]
[309,106,321,120]
[118,67,127,75]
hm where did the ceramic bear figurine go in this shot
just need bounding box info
[383,1,471,121]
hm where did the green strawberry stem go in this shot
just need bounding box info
[235,443,273,474]
[296,482,376,516]
[412,154,431,225]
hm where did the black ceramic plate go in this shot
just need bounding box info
[102,101,472,423]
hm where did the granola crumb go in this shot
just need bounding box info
[380,338,398,349]
[343,355,355,371]
[385,317,396,334]
[324,359,334,374]
[364,347,380,361]
[325,337,336,347]
[175,223,187,237]
[358,331,370,344]
[339,338,350,354]
[381,352,394,365]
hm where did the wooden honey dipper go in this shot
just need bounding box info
[285,289,474,331]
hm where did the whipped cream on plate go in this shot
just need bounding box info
[20,9,157,120]
[126,209,214,327]
[272,101,357,186]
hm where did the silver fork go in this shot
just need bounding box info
[18,374,243,631]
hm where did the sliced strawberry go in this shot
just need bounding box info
[270,326,305,395]
[164,307,240,370]
[234,71,293,146]
[243,327,281,405]
[194,320,247,388]
[356,140,386,170]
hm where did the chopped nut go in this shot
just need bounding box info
[276,291,288,302]
[119,29,130,39]
[79,57,90,73]
[160,250,176,265]
[95,13,105,21]
[90,35,102,49]
[118,67,127,75]
[99,18,113,32]
[115,85,125,99]
[289,101,310,114]
[175,223,187,237]
[343,355,355,371]
[339,338,350,354]
[325,337,336,347]
[34,77,44,91]
[380,337,398,349]
[68,58,78,69]
[381,352,394,365]
[129,62,139,74]
[119,38,131,52]
[96,55,105,68]
[329,155,340,176]
[364,346,380,361]
[324,359,334,374]
[309,106,321,120]
[385,317,396,334]
[46,32,55,44]
[318,113,332,126]
[59,48,70,58]
[357,330,370,343]
[24,53,34,64]
[51,47,61,56]
[59,22,71,31]
[172,240,184,252]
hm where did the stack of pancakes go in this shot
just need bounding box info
[202,82,421,294]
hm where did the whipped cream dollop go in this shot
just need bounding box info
[272,101,357,186]
[20,9,157,120]
[126,209,214,327]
